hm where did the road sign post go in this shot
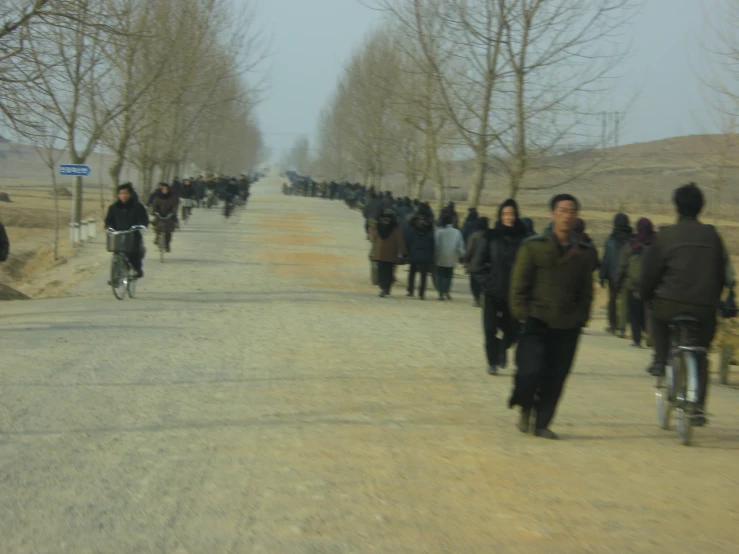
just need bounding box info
[60,165,92,246]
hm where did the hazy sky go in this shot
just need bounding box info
[253,0,716,157]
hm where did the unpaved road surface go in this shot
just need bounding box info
[1,178,738,553]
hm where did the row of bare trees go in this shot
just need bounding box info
[1,0,266,231]
[309,0,638,208]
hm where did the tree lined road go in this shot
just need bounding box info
[1,178,738,553]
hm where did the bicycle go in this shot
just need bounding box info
[106,226,146,300]
[655,315,707,445]
[153,212,175,262]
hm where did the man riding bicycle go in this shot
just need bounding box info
[104,183,149,278]
[641,183,727,424]
[151,182,178,252]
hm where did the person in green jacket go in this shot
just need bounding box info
[616,217,656,348]
[508,194,594,440]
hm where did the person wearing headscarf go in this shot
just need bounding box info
[617,217,655,348]
[464,217,490,307]
[474,200,528,374]
[600,213,633,336]
[372,208,407,298]
[105,183,150,277]
[573,218,600,271]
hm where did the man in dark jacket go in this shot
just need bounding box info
[474,200,527,374]
[405,205,435,299]
[105,183,149,277]
[641,183,726,423]
[508,194,593,439]
[600,213,633,336]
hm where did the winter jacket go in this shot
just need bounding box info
[0,221,9,262]
[372,226,407,263]
[617,244,645,294]
[181,183,195,200]
[510,228,594,329]
[461,209,479,241]
[152,190,178,217]
[435,225,465,268]
[464,230,485,272]
[474,221,527,301]
[641,217,726,315]
[105,198,149,231]
[405,216,435,264]
[599,213,632,283]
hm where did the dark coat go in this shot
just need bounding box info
[181,183,195,200]
[641,217,726,318]
[474,221,527,301]
[0,221,9,262]
[510,228,594,329]
[599,214,632,282]
[152,190,178,217]
[105,198,149,231]
[461,209,479,241]
[405,216,435,264]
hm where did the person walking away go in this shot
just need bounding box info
[521,217,535,237]
[405,205,435,299]
[464,217,489,307]
[435,211,465,301]
[600,213,633,337]
[181,178,195,221]
[152,182,178,252]
[462,208,479,242]
[616,217,655,348]
[641,183,727,425]
[372,209,407,298]
[475,200,528,374]
[105,183,149,278]
[509,194,594,439]
[574,218,600,271]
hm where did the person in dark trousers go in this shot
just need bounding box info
[0,219,9,263]
[641,183,727,425]
[435,210,465,300]
[617,217,655,348]
[104,183,149,277]
[508,194,593,439]
[461,208,479,241]
[600,213,633,336]
[475,200,528,375]
[464,217,489,307]
[405,205,435,299]
[372,208,407,298]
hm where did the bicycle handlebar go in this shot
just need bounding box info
[154,212,175,219]
[106,225,147,235]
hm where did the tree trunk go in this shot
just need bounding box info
[467,145,486,208]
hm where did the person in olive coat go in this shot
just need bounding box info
[508,194,594,439]
[372,209,407,298]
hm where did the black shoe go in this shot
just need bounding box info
[631,342,641,348]
[379,291,387,298]
[693,411,708,427]
[618,329,627,339]
[419,294,425,300]
[439,296,445,301]
[487,365,498,376]
[134,270,144,279]
[518,408,532,433]
[534,428,559,440]
[498,348,508,369]
[406,292,414,297]
[648,363,665,377]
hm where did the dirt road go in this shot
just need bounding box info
[1,178,738,553]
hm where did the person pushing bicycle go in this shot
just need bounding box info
[641,183,727,424]
[104,183,149,278]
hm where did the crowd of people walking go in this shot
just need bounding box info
[286,174,732,440]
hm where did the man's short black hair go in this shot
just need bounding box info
[550,193,580,211]
[673,182,704,217]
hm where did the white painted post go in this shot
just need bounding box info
[70,223,80,245]
[87,219,97,239]
[79,220,89,242]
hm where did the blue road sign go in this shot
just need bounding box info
[60,164,92,177]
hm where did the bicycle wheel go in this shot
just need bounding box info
[127,265,137,298]
[656,363,673,430]
[676,352,696,446]
[110,255,127,300]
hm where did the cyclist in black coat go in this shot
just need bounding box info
[105,183,149,278]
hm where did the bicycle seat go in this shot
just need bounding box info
[670,315,701,326]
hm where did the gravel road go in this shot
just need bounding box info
[1,177,738,553]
